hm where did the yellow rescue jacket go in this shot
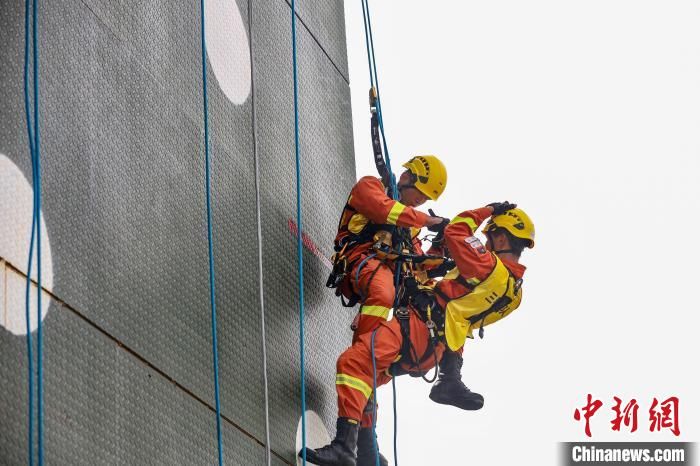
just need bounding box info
[438,255,523,351]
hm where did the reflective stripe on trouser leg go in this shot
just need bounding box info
[360,305,391,318]
[352,257,395,340]
[336,373,373,399]
[336,322,401,421]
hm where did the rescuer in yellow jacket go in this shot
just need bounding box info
[427,203,534,410]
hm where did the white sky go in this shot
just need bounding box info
[343,1,700,464]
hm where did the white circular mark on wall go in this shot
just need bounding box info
[205,0,252,105]
[0,154,53,335]
[296,410,332,466]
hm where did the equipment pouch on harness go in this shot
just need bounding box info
[326,243,361,307]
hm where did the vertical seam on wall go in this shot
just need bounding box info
[249,0,272,464]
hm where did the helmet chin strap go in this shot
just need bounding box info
[493,249,515,255]
[486,231,514,255]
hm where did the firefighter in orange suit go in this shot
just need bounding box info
[324,155,447,465]
[302,204,535,466]
[331,155,449,339]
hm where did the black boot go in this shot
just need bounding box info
[356,427,388,466]
[429,351,484,410]
[300,417,359,466]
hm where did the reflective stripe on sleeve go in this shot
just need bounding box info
[360,305,391,319]
[336,374,373,399]
[386,202,406,225]
[449,215,479,231]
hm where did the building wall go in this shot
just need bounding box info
[0,0,354,464]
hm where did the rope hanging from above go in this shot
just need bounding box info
[362,2,401,465]
[22,0,44,463]
[198,1,225,464]
[290,1,309,465]
[361,0,398,201]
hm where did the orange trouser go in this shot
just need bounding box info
[350,256,396,341]
[335,310,446,426]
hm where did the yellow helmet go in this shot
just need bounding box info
[401,155,447,201]
[483,207,535,248]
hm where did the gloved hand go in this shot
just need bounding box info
[427,258,455,279]
[487,201,517,216]
[431,229,446,245]
[427,209,449,233]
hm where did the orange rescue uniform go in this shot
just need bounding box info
[335,176,429,338]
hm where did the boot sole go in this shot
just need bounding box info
[300,447,356,466]
[356,452,388,466]
[429,392,484,410]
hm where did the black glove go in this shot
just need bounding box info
[427,258,455,279]
[432,231,445,245]
[488,201,517,216]
[427,209,449,233]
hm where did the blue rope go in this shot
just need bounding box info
[359,0,375,95]
[198,1,224,464]
[370,329,380,466]
[369,330,400,466]
[361,3,401,464]
[22,0,36,463]
[22,0,43,462]
[360,0,398,200]
[371,331,399,466]
[392,377,397,466]
[353,253,377,301]
[31,0,44,461]
[290,1,307,464]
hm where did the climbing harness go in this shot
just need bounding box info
[198,1,225,464]
[23,0,44,463]
[326,210,420,310]
[389,305,442,384]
